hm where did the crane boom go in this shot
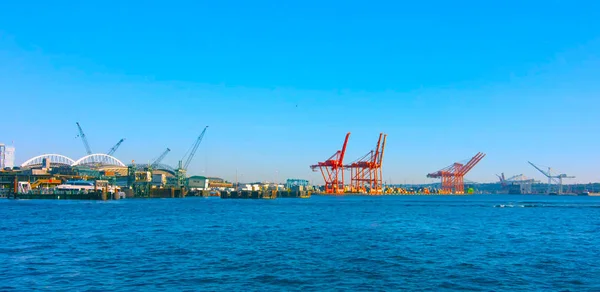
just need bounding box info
[497,173,506,187]
[310,132,351,194]
[76,122,92,155]
[426,152,485,194]
[378,134,387,165]
[183,126,208,171]
[528,161,550,177]
[338,132,351,166]
[459,152,486,175]
[536,163,576,195]
[107,138,125,156]
[151,148,171,168]
[505,174,522,182]
[373,133,383,165]
[528,161,561,184]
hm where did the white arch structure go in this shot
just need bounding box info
[73,154,126,167]
[21,154,76,168]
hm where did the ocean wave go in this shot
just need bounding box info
[494,204,600,208]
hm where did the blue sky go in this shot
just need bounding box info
[1,0,599,184]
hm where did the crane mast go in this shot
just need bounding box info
[151,148,171,168]
[107,139,125,156]
[76,122,92,155]
[182,126,208,171]
[176,126,208,188]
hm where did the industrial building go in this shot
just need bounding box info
[0,123,214,198]
[188,176,233,190]
[4,123,593,198]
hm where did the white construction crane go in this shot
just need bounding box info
[528,161,575,195]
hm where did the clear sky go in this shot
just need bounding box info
[1,0,599,184]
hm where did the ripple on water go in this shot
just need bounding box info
[1,195,600,291]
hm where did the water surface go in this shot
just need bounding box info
[1,195,599,291]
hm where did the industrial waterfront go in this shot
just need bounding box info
[0,122,596,200]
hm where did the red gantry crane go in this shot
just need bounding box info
[345,133,387,194]
[427,152,486,194]
[311,133,351,194]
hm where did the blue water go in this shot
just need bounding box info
[1,195,600,291]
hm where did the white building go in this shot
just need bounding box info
[0,144,15,169]
[5,146,15,168]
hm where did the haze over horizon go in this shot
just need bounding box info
[1,1,599,184]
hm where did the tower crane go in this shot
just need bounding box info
[76,122,92,155]
[107,139,125,156]
[181,126,208,171]
[176,126,208,187]
[151,148,171,169]
[528,161,575,195]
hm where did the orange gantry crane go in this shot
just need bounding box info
[310,133,351,194]
[345,133,387,194]
[427,152,486,194]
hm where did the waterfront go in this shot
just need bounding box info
[1,195,600,291]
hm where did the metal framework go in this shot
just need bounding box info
[310,132,350,194]
[126,149,175,176]
[286,179,309,189]
[151,148,171,169]
[131,163,176,175]
[427,152,486,194]
[107,139,125,156]
[528,161,575,195]
[73,154,126,167]
[152,163,176,175]
[497,173,538,194]
[176,126,209,187]
[345,133,387,194]
[21,154,76,168]
[181,127,208,171]
[76,122,92,155]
